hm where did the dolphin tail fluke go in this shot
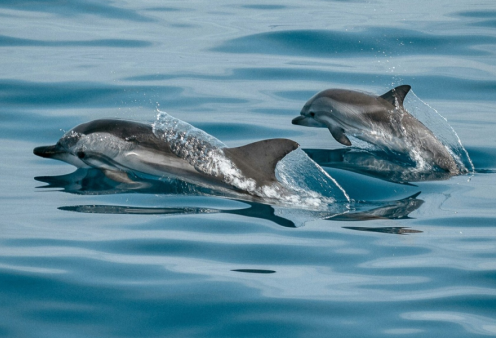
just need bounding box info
[223,139,299,186]
[380,85,411,107]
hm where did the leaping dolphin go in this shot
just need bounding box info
[34,118,299,199]
[292,85,460,174]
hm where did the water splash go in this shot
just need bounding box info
[345,89,472,175]
[405,91,474,173]
[152,110,348,209]
[275,148,350,202]
[152,110,259,194]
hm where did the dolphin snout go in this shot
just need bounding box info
[292,115,306,125]
[33,145,61,158]
[292,115,326,128]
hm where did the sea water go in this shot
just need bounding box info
[1,1,496,337]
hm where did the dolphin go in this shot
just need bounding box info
[34,119,299,197]
[292,85,460,174]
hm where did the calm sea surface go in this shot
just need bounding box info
[1,1,496,337]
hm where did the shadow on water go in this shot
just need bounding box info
[35,168,424,232]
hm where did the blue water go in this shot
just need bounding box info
[2,1,496,337]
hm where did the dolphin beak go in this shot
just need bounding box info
[292,115,326,128]
[292,115,306,125]
[33,145,62,158]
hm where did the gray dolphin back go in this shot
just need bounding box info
[73,119,168,151]
[72,119,153,137]
[223,139,299,186]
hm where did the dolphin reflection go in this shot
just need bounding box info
[326,192,424,221]
[342,226,422,235]
[35,168,424,232]
[58,203,297,228]
[304,148,454,183]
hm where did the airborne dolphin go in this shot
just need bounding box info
[34,118,299,198]
[292,85,460,174]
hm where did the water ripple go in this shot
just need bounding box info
[0,0,153,22]
[402,311,496,336]
[212,28,496,57]
[0,35,152,48]
[123,68,496,101]
[2,1,496,337]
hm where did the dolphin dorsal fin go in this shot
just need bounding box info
[380,85,411,107]
[222,139,299,186]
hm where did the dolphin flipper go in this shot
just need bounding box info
[223,139,299,186]
[380,85,411,107]
[328,125,352,146]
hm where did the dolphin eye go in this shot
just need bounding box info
[309,112,315,117]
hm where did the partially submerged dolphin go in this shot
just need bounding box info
[292,85,460,174]
[34,119,299,198]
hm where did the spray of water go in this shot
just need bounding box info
[152,111,348,210]
[405,91,474,173]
